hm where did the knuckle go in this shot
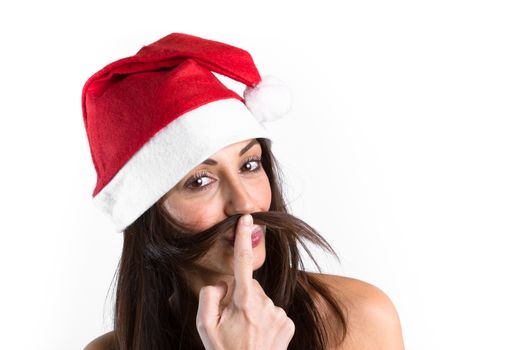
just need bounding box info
[237,301,258,325]
[285,317,296,334]
[238,298,253,312]
[234,288,249,302]
[251,279,263,290]
[274,306,286,319]
[234,293,252,310]
[263,297,275,310]
[195,315,212,332]
[251,279,260,286]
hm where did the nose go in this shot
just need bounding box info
[223,175,257,217]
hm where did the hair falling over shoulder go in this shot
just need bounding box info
[111,138,348,349]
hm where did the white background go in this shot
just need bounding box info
[0,1,524,349]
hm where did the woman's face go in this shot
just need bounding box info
[160,138,272,280]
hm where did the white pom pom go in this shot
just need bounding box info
[243,75,292,123]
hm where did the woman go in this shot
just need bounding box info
[82,33,404,349]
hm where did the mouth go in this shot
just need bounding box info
[224,225,265,247]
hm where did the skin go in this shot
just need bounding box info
[159,138,272,298]
[195,213,295,349]
[84,138,405,350]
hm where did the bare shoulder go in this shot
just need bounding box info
[83,331,116,350]
[307,272,405,350]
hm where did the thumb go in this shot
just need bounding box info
[196,281,229,329]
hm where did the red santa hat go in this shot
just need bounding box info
[81,33,292,232]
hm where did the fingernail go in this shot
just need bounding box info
[241,214,253,226]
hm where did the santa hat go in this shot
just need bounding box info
[81,33,292,232]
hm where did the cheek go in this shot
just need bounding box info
[163,198,219,232]
[162,173,272,230]
[257,174,272,211]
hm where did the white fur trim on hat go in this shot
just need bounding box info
[93,98,270,232]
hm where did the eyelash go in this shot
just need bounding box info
[184,155,263,192]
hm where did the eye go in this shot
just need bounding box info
[183,156,263,192]
[241,156,262,173]
[184,171,215,191]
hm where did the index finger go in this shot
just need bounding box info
[233,214,254,291]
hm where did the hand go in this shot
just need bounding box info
[196,214,295,350]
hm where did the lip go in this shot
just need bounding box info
[225,226,264,248]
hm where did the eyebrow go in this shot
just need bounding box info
[201,139,259,165]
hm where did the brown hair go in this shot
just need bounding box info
[111,138,348,349]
